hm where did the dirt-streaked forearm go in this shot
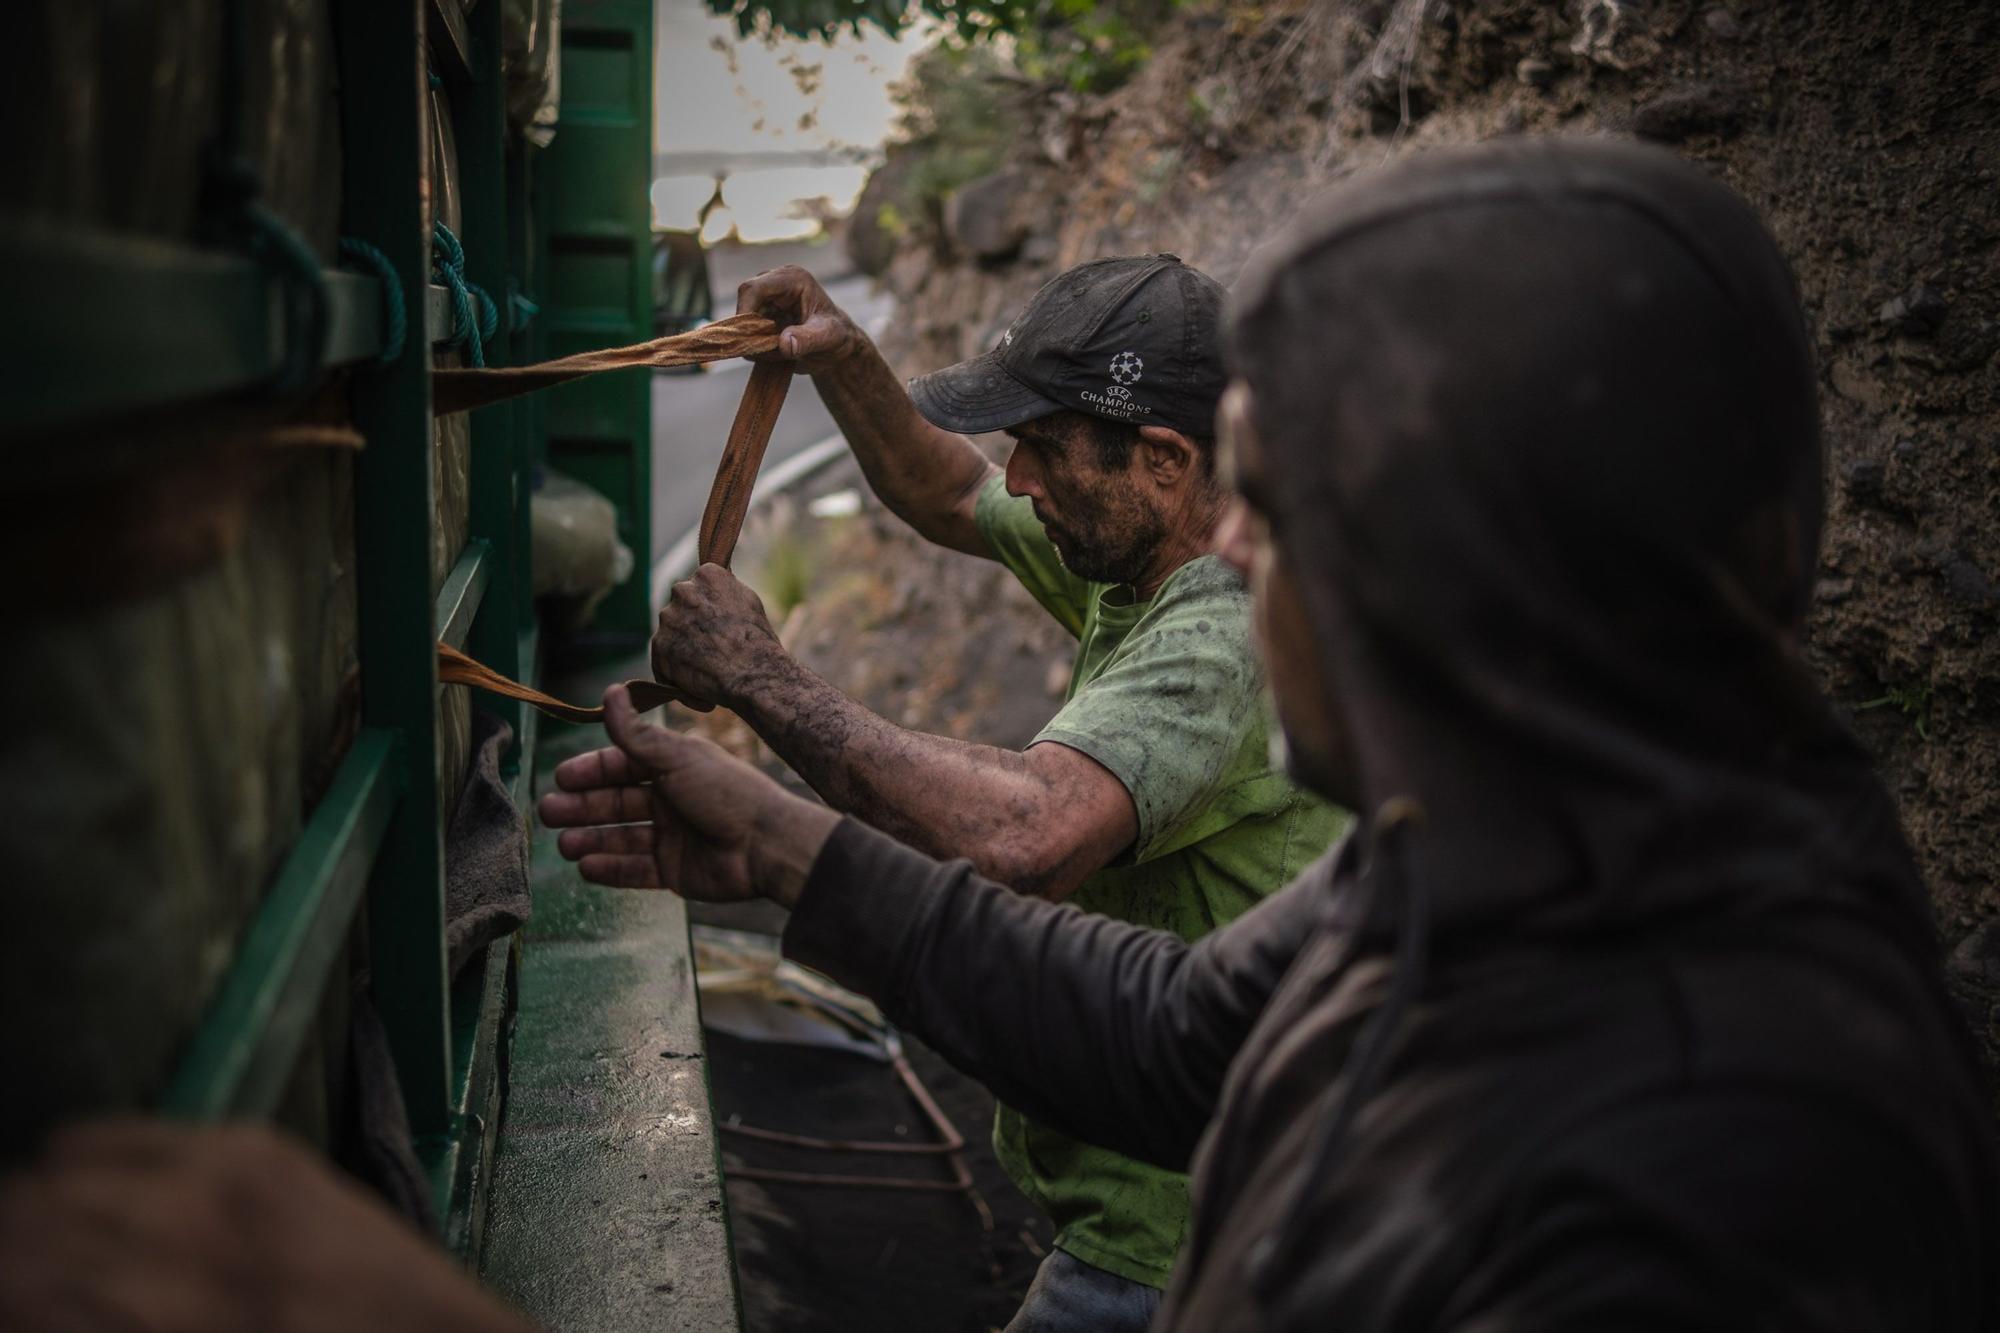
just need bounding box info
[723,643,1106,897]
[809,333,997,554]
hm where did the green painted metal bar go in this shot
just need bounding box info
[435,935,516,1262]
[458,0,527,754]
[324,268,389,364]
[340,0,454,1138]
[428,283,458,345]
[0,226,386,438]
[160,731,401,1120]
[435,539,493,650]
[508,648,541,815]
[540,313,636,336]
[512,139,544,628]
[430,0,532,1258]
[507,140,541,633]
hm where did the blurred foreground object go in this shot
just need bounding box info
[0,1120,535,1332]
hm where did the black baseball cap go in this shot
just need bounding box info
[909,255,1228,438]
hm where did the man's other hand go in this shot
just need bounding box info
[539,685,839,908]
[651,564,782,710]
[0,1120,535,1332]
[736,264,865,373]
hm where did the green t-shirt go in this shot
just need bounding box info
[974,473,1347,1287]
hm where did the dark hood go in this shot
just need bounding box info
[1227,139,1935,956]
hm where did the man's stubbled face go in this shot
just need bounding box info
[1005,414,1167,586]
[1214,381,1360,808]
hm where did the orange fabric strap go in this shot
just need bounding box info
[697,361,791,573]
[430,313,781,416]
[436,644,679,723]
[433,327,794,723]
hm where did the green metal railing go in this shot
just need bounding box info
[0,0,634,1268]
[0,0,548,1256]
[329,0,540,1233]
[338,0,456,1150]
[0,231,391,439]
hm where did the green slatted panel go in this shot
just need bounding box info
[537,0,655,638]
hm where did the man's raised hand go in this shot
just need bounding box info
[538,684,838,909]
[736,264,864,374]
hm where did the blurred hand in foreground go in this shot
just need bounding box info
[734,264,867,374]
[0,1119,535,1333]
[539,684,839,908]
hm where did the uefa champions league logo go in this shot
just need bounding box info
[1082,350,1153,417]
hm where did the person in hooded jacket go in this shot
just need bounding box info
[542,136,1998,1329]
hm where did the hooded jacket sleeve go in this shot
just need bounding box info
[782,816,1321,1170]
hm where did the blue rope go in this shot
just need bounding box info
[203,0,325,398]
[337,237,407,366]
[470,280,499,342]
[431,220,484,367]
[509,284,540,331]
[243,203,329,394]
[202,150,327,396]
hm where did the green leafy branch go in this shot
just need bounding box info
[1857,682,1934,740]
[706,1,1185,93]
[704,0,1039,44]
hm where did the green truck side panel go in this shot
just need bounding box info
[538,0,656,636]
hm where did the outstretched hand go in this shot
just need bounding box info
[538,685,839,908]
[735,264,867,374]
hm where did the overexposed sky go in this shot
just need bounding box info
[654,2,934,159]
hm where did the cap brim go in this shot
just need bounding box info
[909,351,1064,435]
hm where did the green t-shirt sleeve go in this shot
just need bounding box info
[1033,563,1267,860]
[974,471,1095,638]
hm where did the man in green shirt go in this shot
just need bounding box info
[642,255,1345,1328]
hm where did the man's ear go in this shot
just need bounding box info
[1137,425,1200,488]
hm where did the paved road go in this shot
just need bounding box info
[649,263,889,564]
